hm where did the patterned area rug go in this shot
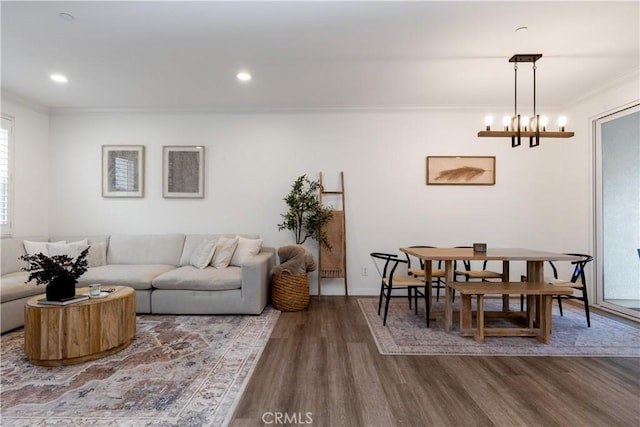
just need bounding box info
[359,297,640,357]
[1,308,280,426]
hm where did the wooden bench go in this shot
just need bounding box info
[448,282,573,344]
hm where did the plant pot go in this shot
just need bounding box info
[46,276,77,301]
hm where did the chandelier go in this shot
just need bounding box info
[477,54,574,148]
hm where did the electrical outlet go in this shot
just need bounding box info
[361,267,368,276]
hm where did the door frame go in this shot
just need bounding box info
[593,103,640,319]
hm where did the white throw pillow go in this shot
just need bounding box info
[48,239,89,260]
[230,237,263,267]
[190,239,217,269]
[24,240,66,256]
[210,236,239,269]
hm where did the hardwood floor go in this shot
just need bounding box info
[231,297,640,427]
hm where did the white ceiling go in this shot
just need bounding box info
[2,1,638,112]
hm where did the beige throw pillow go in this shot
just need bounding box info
[47,239,89,260]
[190,239,217,269]
[87,242,108,267]
[24,240,66,256]
[210,236,239,269]
[230,237,263,266]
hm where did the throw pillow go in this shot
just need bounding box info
[230,237,263,267]
[190,239,217,269]
[48,239,90,260]
[87,242,108,267]
[210,236,239,269]
[24,240,66,257]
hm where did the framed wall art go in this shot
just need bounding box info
[102,145,145,197]
[163,145,205,198]
[426,156,496,185]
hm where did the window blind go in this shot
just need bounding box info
[0,116,12,234]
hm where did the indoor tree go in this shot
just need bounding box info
[278,175,333,250]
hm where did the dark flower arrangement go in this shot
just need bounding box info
[19,248,89,286]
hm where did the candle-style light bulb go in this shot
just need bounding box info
[558,116,567,132]
[521,116,529,131]
[484,115,493,131]
[502,116,511,131]
[540,116,549,131]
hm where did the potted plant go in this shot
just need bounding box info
[273,175,333,311]
[277,174,333,250]
[20,248,89,301]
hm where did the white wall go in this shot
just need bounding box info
[0,97,49,237]
[6,73,634,295]
[47,107,590,294]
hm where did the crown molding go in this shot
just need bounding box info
[1,91,50,114]
[562,68,640,110]
[48,103,545,116]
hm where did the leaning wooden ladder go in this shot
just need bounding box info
[318,172,348,296]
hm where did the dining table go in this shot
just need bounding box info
[399,247,580,341]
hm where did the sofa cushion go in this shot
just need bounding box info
[152,265,242,291]
[107,234,185,265]
[211,236,239,269]
[230,237,263,267]
[0,272,41,303]
[78,264,176,290]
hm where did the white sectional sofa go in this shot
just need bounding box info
[0,234,275,333]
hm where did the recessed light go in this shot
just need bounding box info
[50,74,68,83]
[236,72,252,82]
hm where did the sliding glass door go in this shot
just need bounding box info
[594,105,640,319]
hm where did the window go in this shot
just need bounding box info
[1,116,13,236]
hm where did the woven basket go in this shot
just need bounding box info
[272,272,310,311]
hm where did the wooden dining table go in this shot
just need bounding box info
[399,247,580,342]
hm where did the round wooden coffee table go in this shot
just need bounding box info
[24,286,136,366]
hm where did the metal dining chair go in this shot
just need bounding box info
[405,245,448,301]
[520,253,593,327]
[546,253,593,327]
[370,252,426,326]
[453,246,503,283]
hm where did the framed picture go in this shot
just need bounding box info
[102,145,145,197]
[426,156,496,185]
[163,146,205,198]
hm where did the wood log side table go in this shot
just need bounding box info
[24,285,136,366]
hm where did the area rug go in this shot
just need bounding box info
[1,308,280,426]
[358,298,640,357]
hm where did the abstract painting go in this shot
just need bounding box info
[163,146,205,198]
[427,156,496,185]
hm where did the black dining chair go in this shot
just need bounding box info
[405,245,448,301]
[547,253,593,327]
[371,252,426,326]
[453,246,503,283]
[520,253,593,327]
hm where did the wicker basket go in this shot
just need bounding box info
[272,272,310,311]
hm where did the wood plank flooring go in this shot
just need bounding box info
[231,297,640,427]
